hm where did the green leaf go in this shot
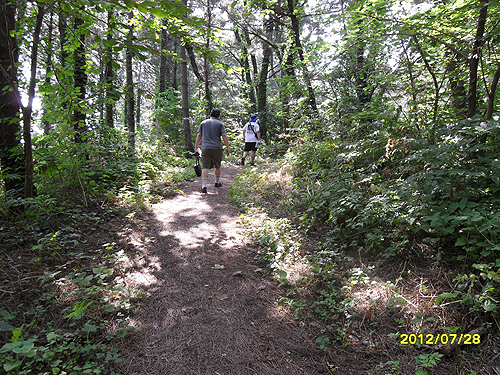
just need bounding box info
[435,292,459,305]
[0,321,13,331]
[82,323,97,332]
[4,360,22,372]
[149,8,168,18]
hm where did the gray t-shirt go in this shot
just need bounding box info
[198,118,226,150]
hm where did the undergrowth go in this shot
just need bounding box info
[230,117,500,374]
[0,129,194,375]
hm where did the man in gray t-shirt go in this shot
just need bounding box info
[194,108,231,194]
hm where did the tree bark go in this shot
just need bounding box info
[72,10,88,144]
[257,22,273,140]
[0,0,24,197]
[23,5,45,198]
[180,0,193,152]
[105,7,115,128]
[235,27,256,112]
[468,0,488,118]
[42,10,53,135]
[446,54,467,115]
[159,19,168,95]
[185,43,205,82]
[486,65,500,120]
[286,0,317,115]
[126,11,135,150]
[204,0,214,113]
[181,43,193,152]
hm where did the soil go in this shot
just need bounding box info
[113,166,330,374]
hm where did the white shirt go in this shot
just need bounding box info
[243,122,260,142]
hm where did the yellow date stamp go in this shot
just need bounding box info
[399,333,481,346]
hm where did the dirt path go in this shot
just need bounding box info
[115,166,329,375]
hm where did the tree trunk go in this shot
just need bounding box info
[486,65,500,120]
[181,43,193,152]
[185,43,204,82]
[159,19,168,96]
[287,0,317,115]
[446,54,467,115]
[23,5,45,198]
[204,0,214,113]
[126,12,135,150]
[58,1,70,116]
[468,0,488,118]
[354,44,371,106]
[72,10,88,144]
[242,28,257,112]
[105,7,115,128]
[180,0,193,152]
[42,10,53,135]
[235,27,256,112]
[172,38,178,89]
[0,0,24,197]
[257,22,273,140]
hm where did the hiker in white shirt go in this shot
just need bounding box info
[241,114,261,166]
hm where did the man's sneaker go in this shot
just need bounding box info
[201,187,207,194]
[241,157,245,165]
[250,162,255,166]
[215,182,223,187]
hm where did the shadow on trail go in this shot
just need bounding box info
[113,167,328,375]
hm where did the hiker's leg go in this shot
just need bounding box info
[250,150,256,163]
[212,149,223,184]
[201,151,211,189]
[202,168,209,188]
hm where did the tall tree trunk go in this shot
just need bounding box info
[159,19,168,96]
[181,43,193,152]
[126,12,135,150]
[446,54,467,115]
[105,7,115,128]
[72,10,87,144]
[172,38,178,89]
[257,22,273,140]
[281,51,296,132]
[0,0,24,197]
[235,27,256,112]
[287,0,317,115]
[23,5,45,198]
[468,0,488,118]
[185,43,204,82]
[136,62,142,128]
[42,10,53,135]
[180,0,196,152]
[181,0,193,152]
[354,44,371,106]
[204,0,214,113]
[486,65,500,120]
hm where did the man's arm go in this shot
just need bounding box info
[222,132,230,156]
[256,131,261,142]
[194,132,202,152]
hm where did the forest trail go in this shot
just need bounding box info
[114,165,329,374]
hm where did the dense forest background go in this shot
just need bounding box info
[1,0,499,373]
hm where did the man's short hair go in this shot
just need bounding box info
[210,108,221,118]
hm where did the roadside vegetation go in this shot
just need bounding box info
[230,118,500,374]
[0,129,196,375]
